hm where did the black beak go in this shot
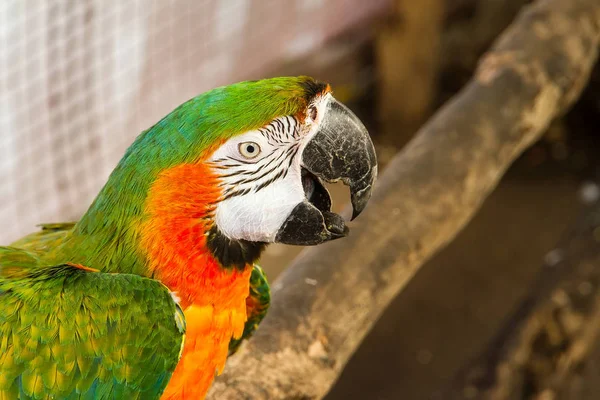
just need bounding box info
[275,98,377,246]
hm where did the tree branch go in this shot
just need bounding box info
[208,1,600,398]
[442,197,600,399]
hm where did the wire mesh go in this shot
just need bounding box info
[0,0,387,243]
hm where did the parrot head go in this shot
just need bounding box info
[203,77,377,249]
[73,76,376,272]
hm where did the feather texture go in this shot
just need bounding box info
[0,76,327,399]
[0,248,185,400]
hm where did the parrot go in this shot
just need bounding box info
[0,76,377,400]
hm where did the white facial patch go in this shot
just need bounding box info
[207,93,332,242]
[214,162,305,242]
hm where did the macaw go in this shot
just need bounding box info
[0,76,377,400]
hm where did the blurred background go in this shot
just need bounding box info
[2,0,600,399]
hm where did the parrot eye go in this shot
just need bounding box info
[238,142,261,159]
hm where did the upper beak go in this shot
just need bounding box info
[303,99,377,219]
[275,97,377,246]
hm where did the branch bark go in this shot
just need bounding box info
[438,0,532,98]
[208,1,600,398]
[442,196,600,399]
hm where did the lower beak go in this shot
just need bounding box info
[275,98,377,246]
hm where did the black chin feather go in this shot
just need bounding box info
[206,226,266,270]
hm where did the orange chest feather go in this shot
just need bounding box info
[138,162,227,307]
[139,162,254,399]
[161,266,251,400]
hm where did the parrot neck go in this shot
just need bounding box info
[61,156,265,308]
[137,162,266,307]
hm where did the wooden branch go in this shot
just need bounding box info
[442,197,600,399]
[441,0,532,77]
[208,1,600,398]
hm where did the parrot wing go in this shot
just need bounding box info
[0,247,186,400]
[228,264,270,355]
[10,222,76,253]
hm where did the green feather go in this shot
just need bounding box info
[228,264,271,355]
[0,253,185,399]
[47,76,326,277]
[0,76,322,398]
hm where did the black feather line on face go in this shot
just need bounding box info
[224,152,287,192]
[257,149,286,171]
[222,187,251,201]
[225,156,255,166]
[216,115,303,200]
[287,145,300,168]
[254,168,286,193]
